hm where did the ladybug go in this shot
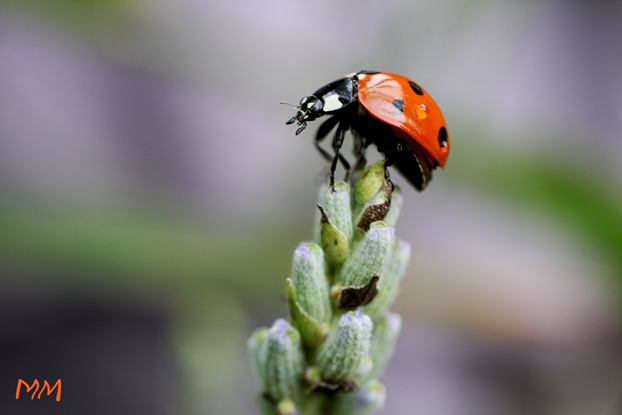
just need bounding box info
[286,70,449,191]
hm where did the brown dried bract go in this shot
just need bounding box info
[356,185,392,231]
[306,379,358,395]
[337,274,380,309]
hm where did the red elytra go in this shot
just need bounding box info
[286,70,450,191]
[357,72,449,168]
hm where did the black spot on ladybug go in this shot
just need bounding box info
[392,99,405,114]
[409,81,423,96]
[438,126,448,148]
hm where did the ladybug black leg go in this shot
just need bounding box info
[329,120,350,190]
[353,134,368,172]
[315,115,351,190]
[332,121,351,183]
[383,158,395,192]
[314,115,340,162]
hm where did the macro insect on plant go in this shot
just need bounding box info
[286,70,450,191]
[248,71,450,415]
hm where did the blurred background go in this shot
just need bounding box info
[1,0,621,414]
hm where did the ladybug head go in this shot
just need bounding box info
[285,95,323,135]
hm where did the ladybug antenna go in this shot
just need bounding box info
[279,101,299,108]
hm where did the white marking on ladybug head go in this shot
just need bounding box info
[300,97,308,105]
[323,94,343,112]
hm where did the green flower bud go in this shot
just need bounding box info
[382,188,403,228]
[330,379,386,415]
[257,398,301,415]
[318,205,350,267]
[276,399,299,415]
[354,160,386,205]
[323,181,353,241]
[248,328,269,391]
[313,185,328,245]
[355,355,374,380]
[353,186,392,233]
[290,242,332,323]
[316,310,373,384]
[304,366,322,385]
[338,222,395,287]
[314,182,353,243]
[368,313,401,379]
[287,279,330,348]
[263,319,305,402]
[364,240,410,319]
[352,162,391,244]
